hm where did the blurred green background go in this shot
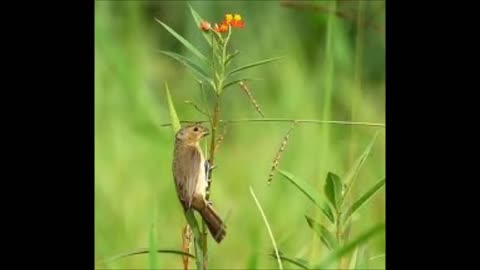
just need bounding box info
[95,0,385,269]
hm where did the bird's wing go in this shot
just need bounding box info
[175,146,201,209]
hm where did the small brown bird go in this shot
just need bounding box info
[172,124,226,243]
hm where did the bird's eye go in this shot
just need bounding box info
[193,127,199,132]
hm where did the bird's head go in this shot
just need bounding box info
[175,124,210,144]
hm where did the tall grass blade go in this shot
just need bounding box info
[249,186,283,270]
[165,82,181,134]
[165,82,203,269]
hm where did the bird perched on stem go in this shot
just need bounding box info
[172,124,226,243]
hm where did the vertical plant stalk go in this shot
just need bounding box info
[213,123,227,157]
[182,224,193,270]
[336,212,346,270]
[320,0,336,161]
[249,186,283,270]
[345,4,365,268]
[201,94,220,270]
[201,26,230,270]
[311,0,337,262]
[349,0,366,168]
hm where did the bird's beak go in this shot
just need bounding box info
[202,127,210,137]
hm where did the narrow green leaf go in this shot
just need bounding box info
[369,253,385,262]
[100,248,195,264]
[157,50,213,87]
[165,82,203,269]
[148,221,158,269]
[324,172,342,210]
[357,247,370,269]
[322,202,335,224]
[249,186,283,270]
[305,215,336,250]
[188,4,212,47]
[278,169,335,223]
[270,252,309,270]
[227,57,282,77]
[222,78,261,90]
[314,223,385,269]
[343,131,380,202]
[348,247,359,270]
[155,18,208,63]
[277,169,322,209]
[343,219,353,243]
[225,50,240,66]
[185,210,204,270]
[165,82,181,135]
[343,178,385,223]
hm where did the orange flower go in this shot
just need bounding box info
[199,20,211,31]
[213,22,229,33]
[211,13,244,33]
[225,13,244,28]
[225,14,233,24]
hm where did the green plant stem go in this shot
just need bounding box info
[161,118,385,128]
[349,0,366,168]
[200,28,229,269]
[335,207,343,269]
[99,248,196,264]
[250,186,283,270]
[336,214,341,244]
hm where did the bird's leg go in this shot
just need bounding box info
[205,160,215,207]
[205,160,217,183]
[204,160,210,181]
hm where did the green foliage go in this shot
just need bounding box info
[305,215,337,250]
[165,82,181,134]
[166,81,204,270]
[314,223,385,269]
[188,4,212,46]
[271,252,310,270]
[227,57,283,77]
[277,169,323,210]
[324,172,342,210]
[155,18,208,63]
[95,1,385,269]
[342,131,380,204]
[157,50,213,86]
[250,186,283,270]
[275,131,384,268]
[343,178,386,224]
